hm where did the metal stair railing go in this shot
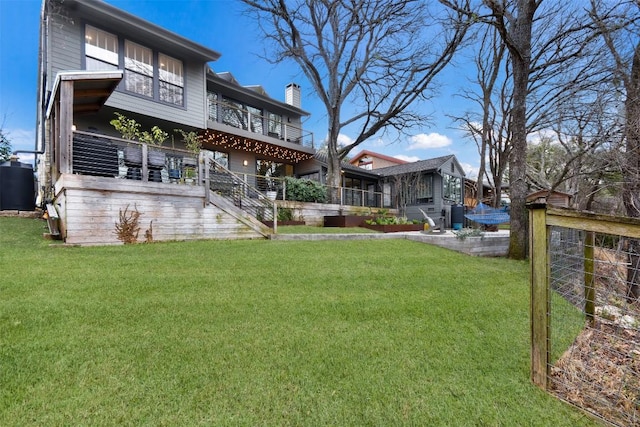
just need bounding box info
[206,157,275,224]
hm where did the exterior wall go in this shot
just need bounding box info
[47,9,207,129]
[53,174,264,245]
[105,66,206,129]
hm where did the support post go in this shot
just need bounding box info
[59,80,74,174]
[273,202,277,234]
[584,231,595,324]
[529,202,549,389]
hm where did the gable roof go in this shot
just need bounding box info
[313,151,380,178]
[374,154,465,177]
[349,149,408,166]
[63,0,221,62]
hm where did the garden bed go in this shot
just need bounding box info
[323,215,373,227]
[360,223,424,233]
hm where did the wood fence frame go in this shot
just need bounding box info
[528,202,640,389]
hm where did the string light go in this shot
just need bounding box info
[200,129,314,163]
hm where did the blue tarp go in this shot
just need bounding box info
[464,202,510,225]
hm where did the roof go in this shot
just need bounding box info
[313,151,380,179]
[45,71,123,118]
[526,189,573,205]
[207,69,310,117]
[62,0,221,62]
[374,154,464,177]
[349,149,407,166]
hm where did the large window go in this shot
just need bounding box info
[85,25,118,71]
[416,174,433,203]
[159,53,184,105]
[443,174,462,203]
[84,25,184,106]
[125,40,153,98]
[267,112,282,138]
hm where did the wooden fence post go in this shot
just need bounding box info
[584,231,595,324]
[529,201,549,389]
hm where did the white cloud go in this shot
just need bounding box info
[394,154,421,163]
[3,128,36,163]
[461,162,479,180]
[527,129,558,145]
[337,133,354,147]
[408,133,452,150]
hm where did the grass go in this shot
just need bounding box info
[276,225,377,234]
[0,217,600,426]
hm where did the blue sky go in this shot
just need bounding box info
[0,0,479,176]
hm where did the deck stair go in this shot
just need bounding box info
[206,158,275,236]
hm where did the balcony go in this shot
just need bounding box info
[207,98,315,149]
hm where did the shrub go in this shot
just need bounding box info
[284,176,327,203]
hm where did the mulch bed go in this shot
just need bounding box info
[550,320,640,426]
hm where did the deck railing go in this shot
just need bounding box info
[69,131,389,209]
[207,98,315,148]
[207,158,275,224]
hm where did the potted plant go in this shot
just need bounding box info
[140,126,169,167]
[110,113,142,165]
[174,129,201,170]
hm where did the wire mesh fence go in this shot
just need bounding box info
[532,206,640,426]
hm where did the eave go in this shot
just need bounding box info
[46,70,123,119]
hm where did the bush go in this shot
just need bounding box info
[284,176,327,203]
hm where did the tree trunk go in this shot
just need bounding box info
[506,0,536,260]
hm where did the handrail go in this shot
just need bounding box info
[207,157,276,226]
[207,98,314,148]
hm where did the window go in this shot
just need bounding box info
[221,97,247,129]
[84,25,185,106]
[159,53,183,105]
[124,40,153,98]
[211,151,228,169]
[248,106,263,134]
[267,112,282,138]
[85,25,118,71]
[207,92,218,121]
[443,174,462,203]
[416,174,433,203]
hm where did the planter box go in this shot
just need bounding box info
[361,223,424,233]
[262,220,305,227]
[324,215,374,227]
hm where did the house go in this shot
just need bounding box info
[373,154,467,226]
[349,150,407,170]
[34,0,471,244]
[36,0,328,244]
[526,189,572,208]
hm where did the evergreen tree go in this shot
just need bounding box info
[0,129,11,163]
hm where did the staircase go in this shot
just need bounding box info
[206,158,276,236]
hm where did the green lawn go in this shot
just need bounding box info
[0,217,599,426]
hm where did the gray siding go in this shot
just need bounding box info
[105,62,206,129]
[48,14,83,89]
[47,10,207,129]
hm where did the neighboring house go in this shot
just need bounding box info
[349,150,407,170]
[374,154,466,226]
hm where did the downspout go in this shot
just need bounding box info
[21,0,50,207]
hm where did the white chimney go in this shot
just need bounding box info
[285,83,301,108]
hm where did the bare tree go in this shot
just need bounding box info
[390,171,422,218]
[443,0,605,259]
[590,0,640,300]
[242,0,470,202]
[452,23,508,208]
